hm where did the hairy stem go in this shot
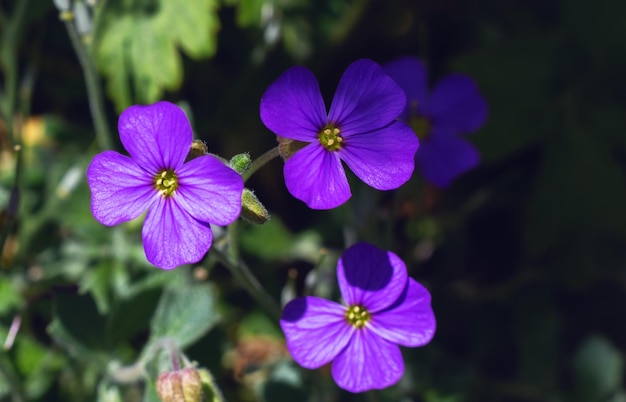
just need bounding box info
[242,146,280,183]
[62,14,112,150]
[211,247,281,320]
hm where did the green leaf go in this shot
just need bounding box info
[96,0,220,111]
[0,276,20,315]
[150,283,219,349]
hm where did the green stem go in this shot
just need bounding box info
[211,247,281,320]
[242,146,280,183]
[0,0,30,149]
[228,219,240,263]
[0,354,26,402]
[62,14,112,150]
[0,145,21,269]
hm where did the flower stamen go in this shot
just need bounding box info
[318,125,344,151]
[345,304,371,329]
[155,169,178,197]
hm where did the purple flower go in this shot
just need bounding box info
[384,56,488,188]
[87,101,243,269]
[280,242,436,393]
[260,59,419,210]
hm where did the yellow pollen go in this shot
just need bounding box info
[318,124,344,151]
[154,169,178,197]
[345,305,371,329]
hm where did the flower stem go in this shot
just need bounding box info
[0,0,29,148]
[242,146,280,183]
[62,13,113,150]
[211,247,281,320]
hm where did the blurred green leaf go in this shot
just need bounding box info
[240,217,322,262]
[261,361,306,402]
[571,336,624,402]
[15,336,67,399]
[150,283,219,349]
[96,0,220,111]
[0,276,20,315]
[97,381,123,402]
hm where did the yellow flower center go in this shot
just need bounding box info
[408,100,431,140]
[154,169,178,197]
[345,305,371,329]
[318,125,344,151]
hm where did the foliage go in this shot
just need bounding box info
[0,0,624,401]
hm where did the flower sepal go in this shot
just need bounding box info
[276,136,308,161]
[240,188,270,225]
[156,367,203,402]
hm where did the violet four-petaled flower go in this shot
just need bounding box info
[384,56,488,188]
[87,101,243,269]
[280,242,436,393]
[260,59,419,210]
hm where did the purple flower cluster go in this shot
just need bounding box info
[384,56,488,187]
[261,59,418,210]
[87,101,243,269]
[281,242,436,393]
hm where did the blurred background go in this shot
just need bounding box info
[0,0,625,401]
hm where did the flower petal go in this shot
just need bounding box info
[118,101,193,172]
[260,66,327,141]
[337,243,408,312]
[284,143,350,210]
[383,56,429,121]
[87,150,156,226]
[423,74,488,133]
[331,330,404,393]
[175,155,243,226]
[280,297,353,369]
[328,59,406,134]
[416,127,480,188]
[369,279,436,347]
[340,121,418,190]
[142,197,213,269]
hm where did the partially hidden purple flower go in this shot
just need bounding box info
[280,242,436,393]
[87,101,243,269]
[384,56,488,188]
[260,59,419,210]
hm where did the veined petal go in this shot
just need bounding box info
[175,155,243,226]
[87,150,156,226]
[118,101,193,172]
[337,243,408,312]
[340,121,418,190]
[416,127,479,188]
[369,279,436,347]
[383,56,429,121]
[142,197,213,269]
[280,297,353,369]
[331,330,404,393]
[423,74,488,133]
[260,66,327,141]
[328,59,406,134]
[284,143,350,210]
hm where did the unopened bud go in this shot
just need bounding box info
[156,367,203,402]
[229,153,251,174]
[276,136,307,161]
[240,188,270,225]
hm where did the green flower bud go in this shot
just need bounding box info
[229,153,252,174]
[240,188,270,225]
[156,367,203,402]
